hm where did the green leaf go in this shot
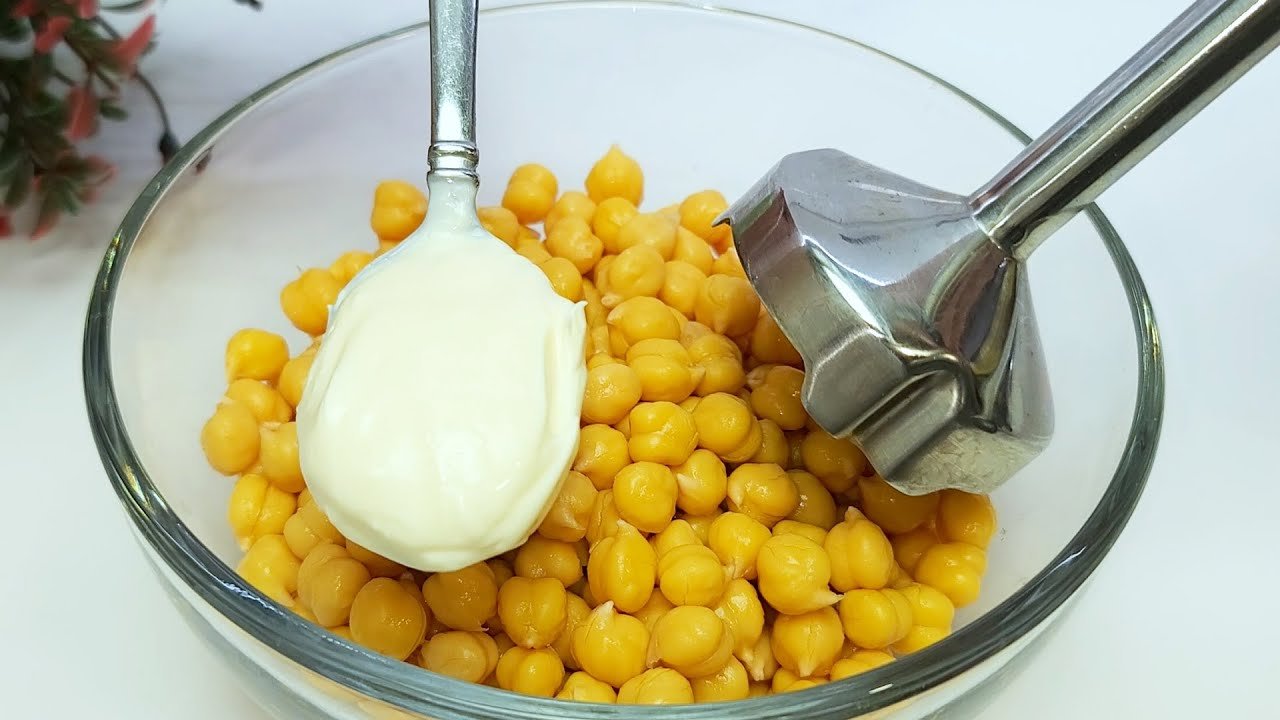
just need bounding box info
[4,157,33,208]
[0,16,30,43]
[0,133,21,173]
[99,101,128,121]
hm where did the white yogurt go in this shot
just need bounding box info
[296,174,587,572]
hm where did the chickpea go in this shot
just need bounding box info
[671,449,728,516]
[224,378,291,425]
[657,543,724,607]
[651,519,701,561]
[502,163,558,224]
[280,268,342,336]
[801,430,867,494]
[423,562,499,632]
[750,311,803,367]
[478,206,521,247]
[259,421,304,493]
[771,520,827,547]
[858,475,939,534]
[573,424,630,490]
[750,419,789,466]
[616,213,677,260]
[538,257,584,302]
[740,627,779,682]
[572,601,649,688]
[825,508,895,592]
[617,668,694,705]
[672,226,716,275]
[545,215,604,273]
[497,576,567,648]
[586,521,655,613]
[420,631,499,683]
[838,588,913,650]
[787,470,839,530]
[891,525,939,574]
[369,179,427,242]
[691,657,750,702]
[627,339,703,404]
[771,606,843,677]
[829,650,894,680]
[726,463,799,528]
[593,196,639,253]
[756,533,842,614]
[692,392,763,463]
[936,490,998,548]
[495,646,564,697]
[712,577,765,660]
[649,605,734,678]
[236,534,300,607]
[679,189,732,252]
[201,401,260,475]
[602,245,666,306]
[276,344,316,409]
[686,333,747,396]
[711,246,746,280]
[345,539,405,579]
[695,274,760,337]
[747,365,808,431]
[297,543,371,627]
[913,542,986,608]
[626,401,698,466]
[283,500,344,559]
[544,191,597,235]
[228,473,296,549]
[608,296,681,344]
[551,591,592,671]
[585,490,623,547]
[537,470,597,542]
[557,671,618,703]
[581,363,643,425]
[585,145,643,206]
[659,260,708,319]
[349,578,429,661]
[707,512,771,581]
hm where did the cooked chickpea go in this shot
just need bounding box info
[891,525,939,574]
[581,363,643,425]
[678,189,732,252]
[658,260,708,319]
[544,191,597,235]
[259,421,304,493]
[283,499,344,558]
[617,668,694,705]
[510,536,583,588]
[671,449,727,516]
[771,606,843,677]
[349,578,429,661]
[551,592,592,670]
[369,179,427,242]
[585,145,643,206]
[201,401,260,475]
[726,463,799,528]
[657,543,724,607]
[419,631,499,683]
[602,245,666,306]
[785,470,839,530]
[711,246,746,279]
[593,196,639,253]
[800,430,867,494]
[297,543,372,627]
[772,669,828,693]
[913,542,986,608]
[275,347,315,409]
[539,257,584,302]
[537,470,597,542]
[707,511,771,581]
[756,533,841,614]
[477,205,521,247]
[612,461,678,533]
[750,311,803,367]
[573,425,629,491]
[224,379,291,425]
[825,508,895,592]
[515,237,553,265]
[936,490,997,548]
[280,268,342,336]
[236,534,300,606]
[228,473,296,549]
[690,656,750,702]
[748,419,788,466]
[649,605,734,677]
[686,333,746,396]
[650,519,700,559]
[858,475,940,534]
[344,539,405,579]
[496,646,564,697]
[423,562,499,632]
[672,227,715,274]
[586,521,655,613]
[585,490,623,546]
[712,577,765,659]
[557,671,618,703]
[571,601,649,688]
[838,588,913,650]
[545,215,604,273]
[616,213,677,259]
[771,520,827,547]
[695,274,760,337]
[747,365,808,431]
[625,401,698,466]
[608,296,680,344]
[740,626,779,682]
[692,392,763,462]
[829,650,894,680]
[626,339,703,404]
[502,163,558,224]
[497,576,568,648]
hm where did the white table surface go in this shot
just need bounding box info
[3,1,1277,717]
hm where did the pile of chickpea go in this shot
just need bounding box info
[198,146,998,705]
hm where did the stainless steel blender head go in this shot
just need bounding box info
[722,0,1280,495]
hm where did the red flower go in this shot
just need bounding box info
[77,0,99,19]
[110,15,155,73]
[66,84,99,141]
[34,16,72,53]
[0,213,11,238]
[10,0,39,18]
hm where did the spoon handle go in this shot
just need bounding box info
[969,0,1280,258]
[427,0,480,179]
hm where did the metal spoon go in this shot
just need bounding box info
[721,0,1280,495]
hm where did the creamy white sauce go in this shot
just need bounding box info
[296,174,587,572]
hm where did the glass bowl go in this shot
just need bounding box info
[82,2,1163,718]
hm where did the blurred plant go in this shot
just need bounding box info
[0,0,262,238]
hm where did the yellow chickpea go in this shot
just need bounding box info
[258,421,304,493]
[686,333,747,396]
[712,246,746,279]
[283,500,344,558]
[740,627,779,683]
[586,521,655,613]
[681,512,718,545]
[280,268,342,336]
[771,606,843,677]
[545,215,604,274]
[773,669,828,693]
[695,274,760,337]
[626,402,698,467]
[891,526,939,574]
[228,473,296,550]
[800,430,868,494]
[708,511,772,581]
[345,539,405,579]
[497,576,568,649]
[616,213,678,260]
[692,392,763,463]
[544,191,597,235]
[297,543,372,627]
[756,533,842,614]
[837,588,913,650]
[936,490,997,549]
[236,534,300,606]
[913,542,985,608]
[224,379,291,425]
[657,543,724,607]
[617,668,694,705]
[516,237,553,265]
[201,401,260,475]
[608,296,681,344]
[829,650,894,680]
[749,311,803,367]
[858,475,940,535]
[592,196,639,253]
[651,519,701,561]
[658,260,708,319]
[349,577,429,661]
[275,346,316,408]
[419,631,499,683]
[726,463,799,528]
[824,508,894,592]
[747,419,787,467]
[771,520,827,547]
[328,250,374,286]
[503,163,558,224]
[581,362,643,425]
[573,425,630,491]
[679,189,732,252]
[496,646,564,697]
[537,470,597,542]
[671,449,727,516]
[538,257,584,302]
[557,671,618,703]
[649,605,734,677]
[585,489,623,547]
[712,577,765,660]
[612,460,678,534]
[369,179,427,242]
[422,562,499,632]
[585,145,643,206]
[747,365,808,431]
[626,339,703,404]
[787,470,839,530]
[571,601,649,688]
[477,205,521,247]
[602,245,666,306]
[691,656,750,702]
[671,226,715,273]
[514,536,584,588]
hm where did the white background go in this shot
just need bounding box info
[2,0,1277,718]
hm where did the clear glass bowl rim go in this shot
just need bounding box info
[81,2,1165,718]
